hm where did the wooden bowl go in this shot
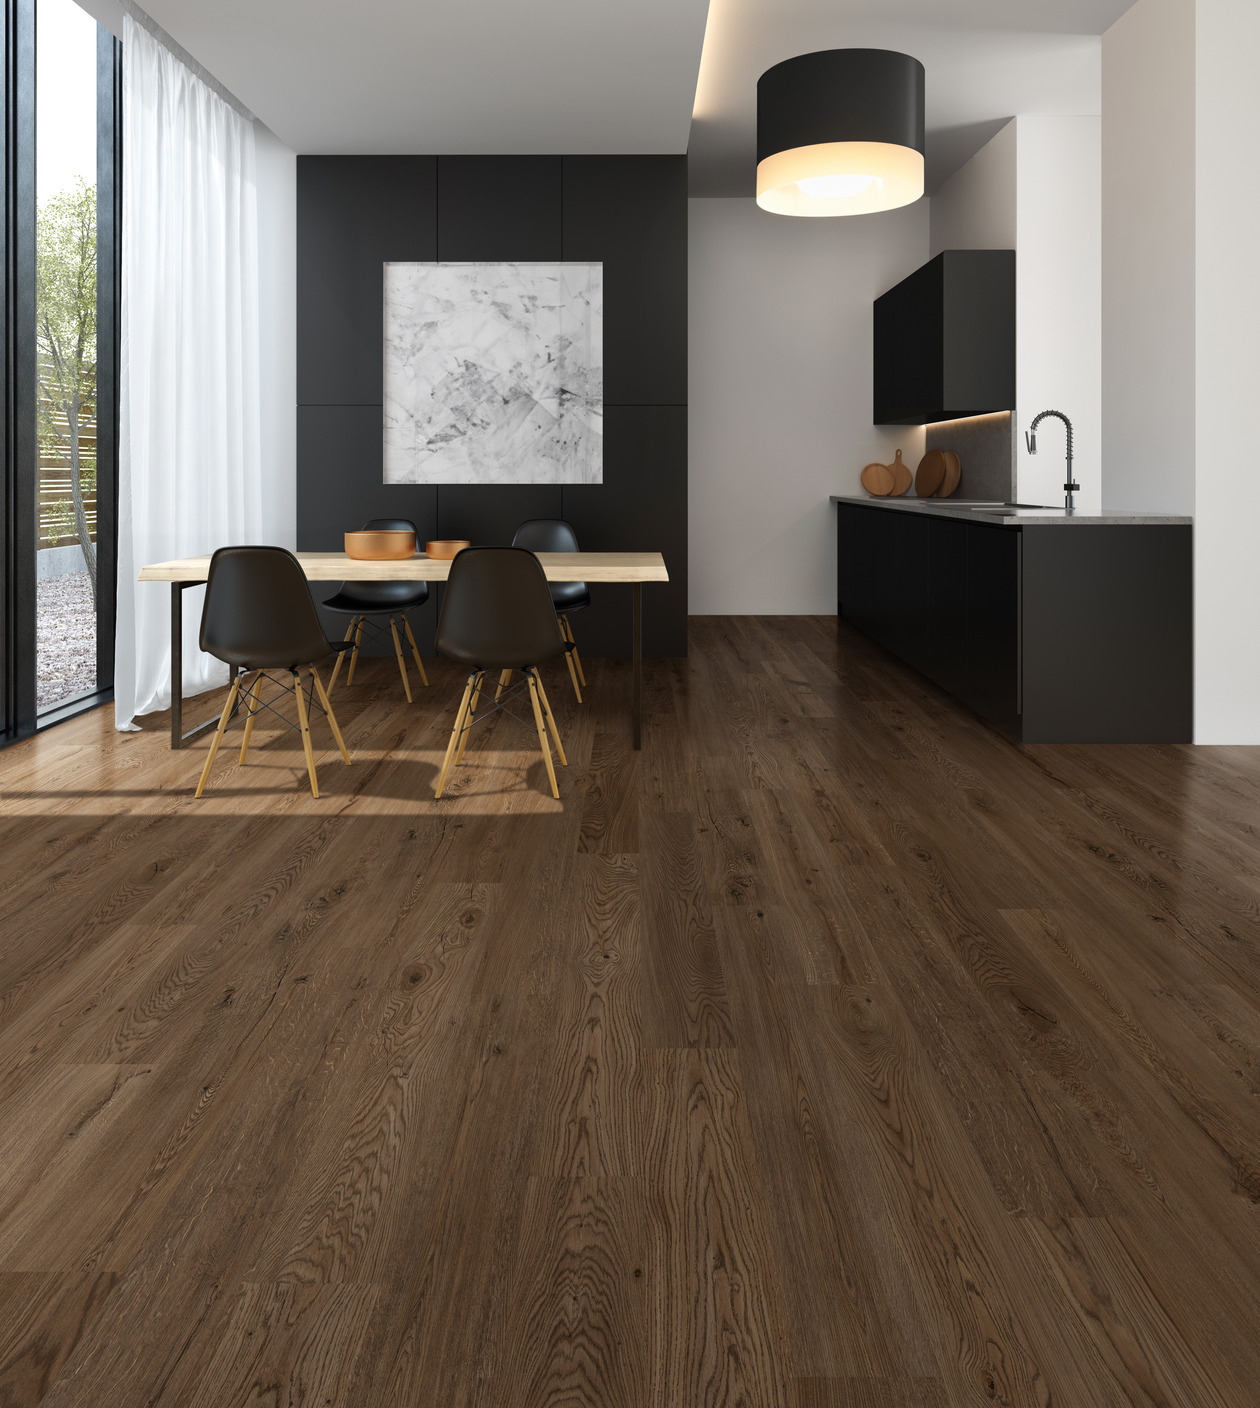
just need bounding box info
[344,529,416,560]
[424,539,471,560]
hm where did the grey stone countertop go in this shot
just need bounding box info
[830,496,1192,526]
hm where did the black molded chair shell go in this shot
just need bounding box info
[435,547,566,671]
[199,545,335,671]
[324,518,430,614]
[511,518,589,614]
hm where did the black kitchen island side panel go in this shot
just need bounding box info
[1021,525,1193,743]
[835,501,1192,743]
[296,153,688,656]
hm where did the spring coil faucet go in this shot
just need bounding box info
[1025,410,1079,512]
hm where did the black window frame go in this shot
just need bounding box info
[1,0,120,746]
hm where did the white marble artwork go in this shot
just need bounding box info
[383,261,603,485]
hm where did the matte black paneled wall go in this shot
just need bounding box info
[296,154,688,656]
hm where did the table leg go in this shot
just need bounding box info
[171,583,183,749]
[171,579,235,750]
[632,582,642,751]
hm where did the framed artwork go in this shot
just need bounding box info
[382,260,603,486]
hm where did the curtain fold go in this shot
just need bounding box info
[115,16,262,729]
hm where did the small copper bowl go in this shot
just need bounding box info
[424,539,471,560]
[344,529,416,560]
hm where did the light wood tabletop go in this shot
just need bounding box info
[139,550,670,584]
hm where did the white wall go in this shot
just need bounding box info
[931,115,1102,512]
[1013,115,1102,513]
[1194,0,1260,741]
[254,121,297,548]
[1101,0,1195,516]
[929,119,1016,258]
[688,197,928,615]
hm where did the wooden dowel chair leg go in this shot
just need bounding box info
[389,617,413,703]
[294,670,320,798]
[455,677,480,764]
[560,615,586,687]
[535,671,568,767]
[328,619,356,693]
[311,665,351,765]
[346,617,365,685]
[402,615,429,687]
[563,647,583,703]
[194,675,243,798]
[435,675,476,799]
[494,668,512,701]
[528,670,560,799]
[239,672,263,764]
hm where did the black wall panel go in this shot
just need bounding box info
[297,157,437,406]
[562,406,687,657]
[297,405,439,551]
[437,485,562,546]
[437,157,561,261]
[562,157,688,407]
[296,152,687,656]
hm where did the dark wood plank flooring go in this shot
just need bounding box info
[1,615,1259,1406]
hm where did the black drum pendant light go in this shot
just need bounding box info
[756,49,925,216]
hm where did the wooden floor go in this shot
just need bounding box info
[1,615,1259,1407]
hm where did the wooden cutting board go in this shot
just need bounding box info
[939,450,961,497]
[915,449,946,497]
[861,461,894,496]
[888,448,912,496]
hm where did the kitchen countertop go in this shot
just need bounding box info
[830,496,1191,526]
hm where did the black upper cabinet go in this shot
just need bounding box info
[873,249,1015,425]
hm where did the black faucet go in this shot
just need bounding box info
[1025,409,1080,512]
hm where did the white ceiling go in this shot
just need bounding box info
[80,0,1137,189]
[120,0,711,154]
[689,0,1139,196]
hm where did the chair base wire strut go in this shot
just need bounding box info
[196,664,351,800]
[435,667,567,800]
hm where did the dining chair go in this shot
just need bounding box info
[194,545,352,799]
[509,518,588,702]
[433,546,569,800]
[323,518,430,702]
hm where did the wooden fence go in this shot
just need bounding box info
[37,417,97,552]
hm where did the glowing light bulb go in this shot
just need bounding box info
[797,173,878,199]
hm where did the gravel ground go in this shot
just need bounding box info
[37,571,97,710]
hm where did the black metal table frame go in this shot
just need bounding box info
[169,579,646,751]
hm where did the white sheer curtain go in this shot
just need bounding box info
[115,14,263,729]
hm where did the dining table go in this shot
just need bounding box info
[137,549,670,752]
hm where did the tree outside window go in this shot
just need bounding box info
[36,176,97,605]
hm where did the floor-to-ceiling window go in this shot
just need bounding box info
[1,0,118,743]
[35,0,98,713]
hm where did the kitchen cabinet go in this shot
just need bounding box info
[873,250,1015,425]
[834,500,1192,743]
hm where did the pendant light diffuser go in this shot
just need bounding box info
[756,49,925,217]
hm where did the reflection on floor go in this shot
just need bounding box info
[1,617,1258,1407]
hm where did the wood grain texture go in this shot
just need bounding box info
[2,619,1259,1406]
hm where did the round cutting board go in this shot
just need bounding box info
[860,461,895,496]
[888,448,912,496]
[939,450,961,498]
[915,449,946,497]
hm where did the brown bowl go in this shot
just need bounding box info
[424,539,471,560]
[344,529,416,560]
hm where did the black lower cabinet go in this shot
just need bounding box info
[963,522,1020,735]
[835,502,1192,743]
